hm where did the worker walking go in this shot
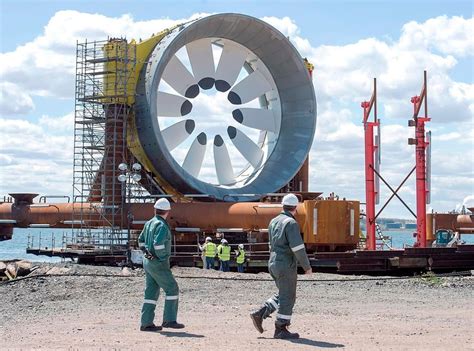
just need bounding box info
[250,194,312,339]
[235,244,246,273]
[200,237,217,269]
[217,238,231,272]
[138,198,185,332]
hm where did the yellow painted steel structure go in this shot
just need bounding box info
[101,24,186,198]
[103,25,182,104]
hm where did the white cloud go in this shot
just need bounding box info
[261,16,300,39]
[0,116,73,195]
[0,11,210,104]
[399,15,474,57]
[0,11,472,217]
[461,195,474,208]
[436,131,461,141]
[0,82,35,115]
[39,113,74,133]
[296,16,473,123]
[0,154,14,166]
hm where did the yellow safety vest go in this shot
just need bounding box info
[236,249,245,264]
[205,242,216,257]
[218,245,231,261]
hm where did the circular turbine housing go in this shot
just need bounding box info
[135,13,316,201]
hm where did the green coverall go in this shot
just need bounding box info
[264,211,311,326]
[138,215,179,327]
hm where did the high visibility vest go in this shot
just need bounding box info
[205,242,216,257]
[236,249,245,264]
[218,245,231,261]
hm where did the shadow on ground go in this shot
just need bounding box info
[258,336,344,348]
[289,338,344,348]
[160,331,205,338]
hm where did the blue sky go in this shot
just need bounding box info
[0,0,473,217]
[2,1,472,48]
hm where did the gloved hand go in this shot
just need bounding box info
[145,253,154,260]
[143,248,154,260]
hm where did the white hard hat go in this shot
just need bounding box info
[205,237,212,242]
[221,239,228,244]
[238,244,244,249]
[154,198,171,210]
[281,193,299,207]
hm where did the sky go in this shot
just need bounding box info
[0,0,473,218]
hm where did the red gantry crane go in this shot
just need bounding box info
[362,71,431,250]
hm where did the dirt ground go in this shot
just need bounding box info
[1,263,473,350]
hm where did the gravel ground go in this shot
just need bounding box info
[1,263,473,350]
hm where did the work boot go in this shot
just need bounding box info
[250,306,266,333]
[140,324,162,332]
[274,324,299,339]
[162,321,185,329]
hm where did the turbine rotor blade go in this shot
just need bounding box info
[161,55,200,98]
[162,119,195,151]
[215,42,247,92]
[232,108,276,132]
[213,135,235,185]
[156,91,192,117]
[227,126,264,168]
[182,132,207,177]
[228,70,272,105]
[186,39,215,90]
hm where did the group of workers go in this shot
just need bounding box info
[138,193,311,340]
[199,237,246,272]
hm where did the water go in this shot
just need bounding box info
[382,230,474,249]
[0,228,68,262]
[1,228,473,262]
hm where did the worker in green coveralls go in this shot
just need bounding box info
[138,198,185,332]
[250,193,312,339]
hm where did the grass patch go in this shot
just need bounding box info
[420,271,444,286]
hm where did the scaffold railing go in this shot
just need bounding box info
[72,38,137,250]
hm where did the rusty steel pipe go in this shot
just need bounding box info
[0,199,360,250]
[0,202,302,230]
[164,202,305,231]
[427,213,474,239]
[457,214,473,225]
[0,202,73,228]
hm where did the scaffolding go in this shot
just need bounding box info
[72,38,136,252]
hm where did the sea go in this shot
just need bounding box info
[1,228,473,262]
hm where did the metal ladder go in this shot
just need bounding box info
[375,223,393,250]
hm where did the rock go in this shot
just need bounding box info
[0,261,6,274]
[16,260,32,277]
[6,263,17,279]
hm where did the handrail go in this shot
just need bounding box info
[39,195,71,203]
[222,193,260,201]
[182,194,216,202]
[260,193,304,203]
